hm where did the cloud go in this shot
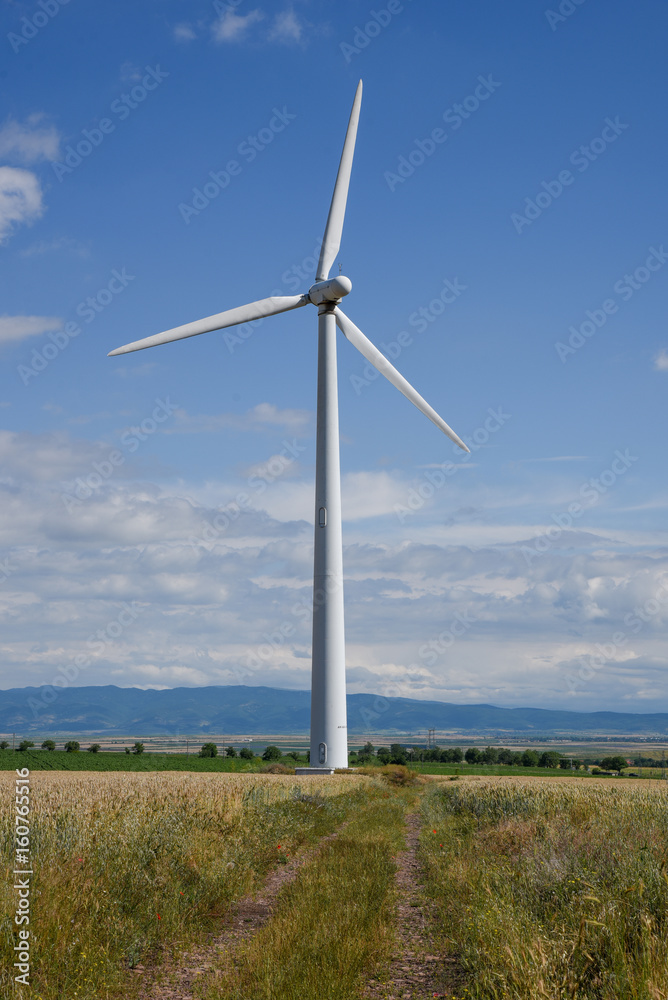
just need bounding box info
[1,427,667,712]
[19,236,90,258]
[268,7,303,43]
[168,402,312,435]
[0,115,60,164]
[654,350,668,372]
[0,167,44,243]
[0,314,62,346]
[212,9,264,42]
[173,23,196,41]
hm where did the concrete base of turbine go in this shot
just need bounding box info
[294,767,337,775]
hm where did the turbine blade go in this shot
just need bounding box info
[334,307,469,452]
[316,80,363,281]
[108,295,307,356]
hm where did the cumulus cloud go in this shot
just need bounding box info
[212,9,264,42]
[1,428,667,711]
[0,315,62,346]
[0,115,60,164]
[168,402,312,435]
[173,23,196,41]
[654,349,668,372]
[268,7,303,43]
[0,167,44,243]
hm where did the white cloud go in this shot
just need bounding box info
[0,167,44,243]
[173,23,196,41]
[0,428,667,711]
[212,9,264,42]
[654,349,668,372]
[19,236,89,258]
[0,115,60,164]
[269,7,303,44]
[168,402,312,435]
[0,314,62,346]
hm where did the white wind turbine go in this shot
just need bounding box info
[109,80,469,771]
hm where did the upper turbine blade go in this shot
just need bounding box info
[316,80,363,282]
[108,295,307,356]
[334,307,470,453]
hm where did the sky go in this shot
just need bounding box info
[1,0,667,715]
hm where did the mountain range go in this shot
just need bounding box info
[1,685,667,736]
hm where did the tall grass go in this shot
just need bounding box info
[421,777,668,999]
[0,771,366,999]
[200,785,414,1000]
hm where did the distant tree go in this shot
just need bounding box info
[132,742,145,755]
[286,751,301,761]
[18,740,35,751]
[539,751,561,769]
[521,750,540,767]
[239,747,254,759]
[262,745,282,761]
[199,743,218,758]
[362,742,374,755]
[450,747,463,763]
[124,747,131,754]
[41,739,56,751]
[0,740,9,749]
[225,746,237,757]
[482,746,498,765]
[600,755,627,773]
[64,741,80,753]
[497,748,514,765]
[390,743,408,765]
[465,747,482,764]
[87,744,101,753]
[376,746,391,764]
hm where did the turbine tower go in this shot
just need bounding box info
[108,81,469,772]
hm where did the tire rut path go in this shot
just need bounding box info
[364,812,466,1000]
[133,821,349,1000]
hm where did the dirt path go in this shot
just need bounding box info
[133,823,348,1000]
[364,812,466,1000]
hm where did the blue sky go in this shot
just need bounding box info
[1,0,667,714]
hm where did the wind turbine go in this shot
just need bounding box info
[108,80,469,772]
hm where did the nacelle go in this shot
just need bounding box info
[308,275,352,306]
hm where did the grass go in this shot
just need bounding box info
[420,776,668,999]
[198,781,415,1000]
[0,771,368,1000]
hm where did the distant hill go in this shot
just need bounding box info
[1,685,668,736]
